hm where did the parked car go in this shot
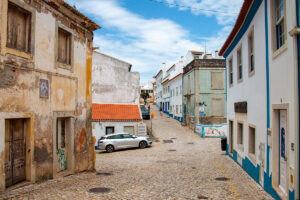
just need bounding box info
[97,132,152,153]
[140,105,150,120]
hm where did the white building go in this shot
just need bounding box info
[153,70,163,109]
[219,0,299,199]
[140,81,154,104]
[92,52,142,148]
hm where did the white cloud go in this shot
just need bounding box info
[162,0,243,25]
[65,0,236,84]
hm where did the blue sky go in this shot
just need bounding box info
[65,0,243,84]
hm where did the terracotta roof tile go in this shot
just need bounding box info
[92,104,141,121]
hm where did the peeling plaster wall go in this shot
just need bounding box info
[92,52,140,104]
[0,0,96,185]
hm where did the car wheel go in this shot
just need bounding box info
[139,141,147,149]
[106,145,114,153]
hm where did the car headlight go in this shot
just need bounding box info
[146,138,152,141]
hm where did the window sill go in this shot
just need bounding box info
[56,62,72,70]
[248,153,256,165]
[6,48,32,59]
[237,78,243,84]
[248,70,255,78]
[272,43,287,60]
[238,144,244,151]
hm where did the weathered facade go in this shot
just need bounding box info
[183,57,226,128]
[0,0,100,191]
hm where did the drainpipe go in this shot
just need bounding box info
[296,0,300,198]
[194,66,200,126]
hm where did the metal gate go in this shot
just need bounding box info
[5,119,26,187]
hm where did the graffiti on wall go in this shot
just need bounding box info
[195,124,227,138]
[56,149,67,170]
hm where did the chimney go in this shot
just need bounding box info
[215,50,219,58]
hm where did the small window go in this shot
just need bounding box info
[7,2,31,53]
[58,28,72,65]
[249,126,255,155]
[228,59,233,86]
[176,105,178,114]
[176,87,178,96]
[237,48,243,81]
[237,122,243,146]
[105,127,115,135]
[180,105,182,113]
[275,0,285,49]
[248,31,255,74]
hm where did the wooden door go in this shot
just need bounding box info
[5,119,26,187]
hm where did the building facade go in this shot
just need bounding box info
[219,0,299,199]
[182,57,226,129]
[153,70,163,109]
[92,52,142,147]
[0,0,100,191]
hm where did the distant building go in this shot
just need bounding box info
[182,54,226,129]
[92,52,142,148]
[0,0,100,191]
[140,81,154,104]
[153,70,163,110]
[219,0,299,199]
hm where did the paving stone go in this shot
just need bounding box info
[0,106,274,200]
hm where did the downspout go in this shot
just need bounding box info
[296,0,300,198]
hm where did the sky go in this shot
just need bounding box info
[64,0,243,85]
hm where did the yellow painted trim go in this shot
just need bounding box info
[6,48,32,59]
[216,160,240,200]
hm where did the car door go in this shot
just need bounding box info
[109,134,123,150]
[122,134,138,148]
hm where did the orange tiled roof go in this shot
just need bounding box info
[92,104,142,121]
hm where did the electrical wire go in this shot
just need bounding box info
[147,0,238,14]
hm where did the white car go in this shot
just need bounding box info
[97,132,152,153]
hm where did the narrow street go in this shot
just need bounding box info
[1,106,273,200]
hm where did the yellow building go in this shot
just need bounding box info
[0,0,100,191]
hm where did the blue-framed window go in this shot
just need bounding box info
[229,59,233,85]
[275,0,285,49]
[237,48,243,81]
[248,32,254,73]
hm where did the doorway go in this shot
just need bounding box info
[229,120,233,154]
[278,110,287,194]
[5,119,26,187]
[56,118,68,172]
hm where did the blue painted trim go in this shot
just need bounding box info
[223,0,263,57]
[242,157,260,183]
[264,0,271,177]
[289,190,295,200]
[195,123,227,128]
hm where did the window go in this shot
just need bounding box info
[58,28,72,65]
[237,48,243,81]
[122,134,134,139]
[7,2,31,53]
[105,127,115,135]
[248,31,255,74]
[249,126,256,155]
[170,106,172,113]
[237,122,243,148]
[211,72,224,90]
[180,105,182,113]
[176,87,178,96]
[228,58,233,86]
[229,120,234,154]
[176,105,178,114]
[275,0,285,49]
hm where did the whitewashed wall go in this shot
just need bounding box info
[226,2,267,172]
[169,75,183,118]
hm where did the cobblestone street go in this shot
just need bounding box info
[0,106,273,200]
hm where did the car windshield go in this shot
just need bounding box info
[99,137,106,140]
